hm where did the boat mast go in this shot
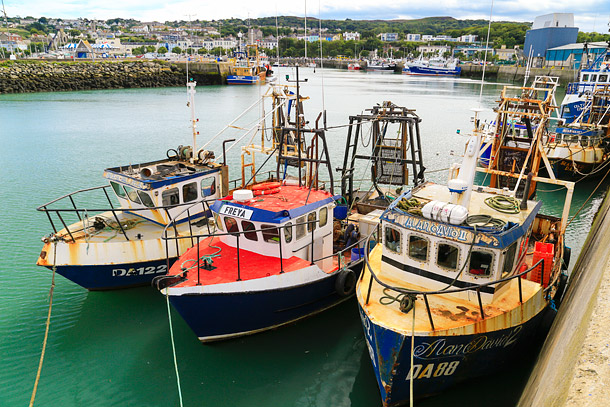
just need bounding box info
[187,81,198,164]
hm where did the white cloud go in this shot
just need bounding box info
[6,0,610,33]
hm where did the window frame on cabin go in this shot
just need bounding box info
[468,249,495,277]
[437,243,460,271]
[110,181,127,199]
[162,188,180,206]
[123,185,142,205]
[182,182,198,203]
[384,226,402,254]
[241,220,258,241]
[408,234,429,262]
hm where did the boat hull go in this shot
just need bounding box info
[227,75,260,85]
[44,257,174,290]
[167,267,361,342]
[358,303,552,405]
[402,66,461,76]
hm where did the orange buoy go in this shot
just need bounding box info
[252,182,281,191]
[254,187,280,196]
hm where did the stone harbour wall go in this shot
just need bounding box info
[0,60,225,94]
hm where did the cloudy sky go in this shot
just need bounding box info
[5,0,610,33]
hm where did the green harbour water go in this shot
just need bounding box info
[0,68,605,407]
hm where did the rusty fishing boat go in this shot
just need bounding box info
[356,82,574,404]
[36,81,229,290]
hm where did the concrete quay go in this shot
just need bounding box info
[519,188,610,406]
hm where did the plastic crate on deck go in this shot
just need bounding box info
[531,242,554,287]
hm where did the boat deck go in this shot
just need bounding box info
[53,211,213,244]
[224,184,333,212]
[412,182,536,226]
[358,245,542,336]
[168,237,339,287]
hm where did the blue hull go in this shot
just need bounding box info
[359,304,552,405]
[403,66,461,76]
[47,258,174,290]
[168,270,359,341]
[227,75,259,85]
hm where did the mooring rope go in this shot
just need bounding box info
[409,301,416,407]
[165,291,184,407]
[29,241,57,407]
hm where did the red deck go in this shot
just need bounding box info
[168,237,315,287]
[223,184,332,212]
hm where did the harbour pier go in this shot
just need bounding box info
[520,187,610,405]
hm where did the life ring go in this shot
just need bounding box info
[252,182,281,191]
[254,187,280,196]
[335,268,356,297]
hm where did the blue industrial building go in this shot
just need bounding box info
[523,13,578,65]
[545,42,609,69]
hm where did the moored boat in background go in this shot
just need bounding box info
[402,53,461,77]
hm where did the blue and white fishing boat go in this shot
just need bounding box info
[36,82,229,290]
[357,83,574,404]
[227,44,268,85]
[156,75,374,342]
[560,46,610,124]
[402,54,461,77]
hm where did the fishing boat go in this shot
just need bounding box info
[560,45,609,124]
[347,63,361,71]
[36,82,229,290]
[156,72,370,342]
[366,59,396,72]
[357,82,574,404]
[402,53,461,77]
[227,44,268,85]
[545,85,610,179]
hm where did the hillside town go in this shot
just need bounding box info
[1,15,526,62]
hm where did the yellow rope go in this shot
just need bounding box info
[29,241,57,407]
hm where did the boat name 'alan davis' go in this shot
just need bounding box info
[357,84,574,405]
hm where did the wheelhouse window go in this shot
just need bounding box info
[224,217,239,235]
[137,191,155,208]
[201,177,216,197]
[408,235,429,262]
[110,181,127,199]
[284,222,293,243]
[183,182,198,203]
[242,221,258,241]
[123,185,142,204]
[261,224,280,244]
[162,188,179,206]
[599,74,608,83]
[437,243,459,270]
[307,212,317,232]
[502,242,518,276]
[582,74,589,82]
[296,216,306,240]
[319,207,328,227]
[384,226,401,254]
[469,250,494,276]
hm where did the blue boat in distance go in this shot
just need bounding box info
[357,82,574,404]
[560,45,610,124]
[403,54,461,77]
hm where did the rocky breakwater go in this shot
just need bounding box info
[0,60,222,94]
